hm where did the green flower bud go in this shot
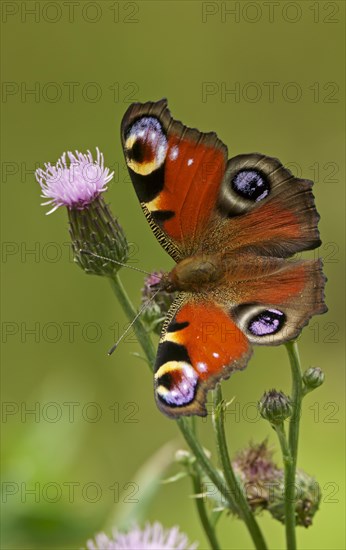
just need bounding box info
[303,367,325,393]
[267,469,321,527]
[68,196,128,277]
[175,449,194,466]
[258,390,292,425]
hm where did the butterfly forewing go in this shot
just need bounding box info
[121,99,227,259]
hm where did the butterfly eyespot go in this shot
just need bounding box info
[124,117,168,176]
[248,309,286,336]
[155,361,198,407]
[232,169,270,202]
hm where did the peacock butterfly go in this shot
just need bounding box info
[121,99,327,418]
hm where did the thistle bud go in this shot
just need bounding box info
[303,367,325,393]
[232,441,321,526]
[258,390,292,425]
[68,196,128,276]
[267,469,321,527]
[141,272,176,335]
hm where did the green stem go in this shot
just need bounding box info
[275,423,296,550]
[280,340,303,550]
[109,274,156,367]
[286,341,303,469]
[212,385,268,550]
[190,416,221,549]
[177,417,238,514]
[190,469,221,550]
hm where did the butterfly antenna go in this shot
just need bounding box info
[79,250,163,278]
[108,287,162,356]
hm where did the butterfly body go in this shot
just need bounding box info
[121,99,327,418]
[162,252,290,294]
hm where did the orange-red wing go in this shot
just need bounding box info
[213,153,321,258]
[154,301,252,418]
[121,99,227,260]
[227,259,327,346]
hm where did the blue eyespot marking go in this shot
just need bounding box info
[125,117,168,176]
[248,309,286,336]
[232,170,270,202]
[155,362,198,408]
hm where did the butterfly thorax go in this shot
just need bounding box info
[163,252,289,293]
[163,255,223,293]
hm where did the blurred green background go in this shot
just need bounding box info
[1,1,345,548]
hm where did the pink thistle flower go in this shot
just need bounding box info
[141,271,176,335]
[35,147,114,214]
[86,522,198,550]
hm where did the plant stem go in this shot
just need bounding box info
[189,415,221,549]
[212,385,268,550]
[177,417,237,514]
[280,340,303,550]
[286,341,303,469]
[109,274,156,367]
[190,469,221,550]
[275,423,296,550]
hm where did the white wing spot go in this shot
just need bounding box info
[197,362,207,373]
[169,146,179,161]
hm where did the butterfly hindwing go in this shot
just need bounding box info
[154,258,326,417]
[227,258,327,345]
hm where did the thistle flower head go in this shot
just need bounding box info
[142,272,164,298]
[36,148,113,214]
[233,441,280,484]
[86,522,198,550]
[232,441,321,525]
[36,147,128,276]
[232,441,281,510]
[141,271,176,335]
